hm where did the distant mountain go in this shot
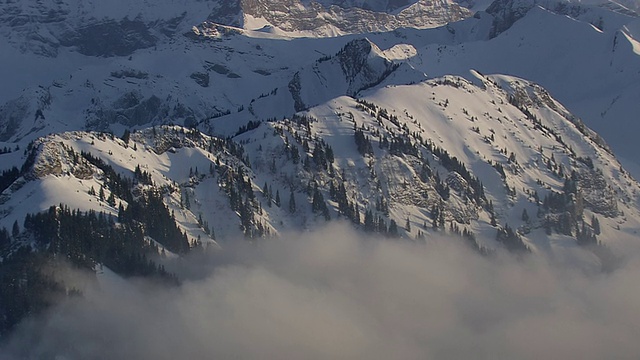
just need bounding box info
[225,0,471,35]
[0,0,470,59]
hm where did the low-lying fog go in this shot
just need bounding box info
[2,224,639,359]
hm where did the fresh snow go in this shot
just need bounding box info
[0,0,640,264]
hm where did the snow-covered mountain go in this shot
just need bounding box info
[1,0,638,165]
[231,0,471,36]
[1,0,640,337]
[3,69,639,255]
[0,0,470,56]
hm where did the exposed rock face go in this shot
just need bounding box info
[336,39,399,95]
[312,0,416,12]
[27,136,94,180]
[59,19,157,57]
[236,0,471,34]
[0,97,30,142]
[0,0,471,59]
[206,1,244,27]
[85,92,200,131]
[0,0,220,57]
[0,87,51,142]
[446,172,468,193]
[578,169,619,217]
[486,0,637,37]
[289,38,399,111]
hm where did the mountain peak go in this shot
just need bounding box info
[485,0,638,36]
[230,0,471,36]
[337,38,388,81]
[288,38,398,111]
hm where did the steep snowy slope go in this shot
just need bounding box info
[1,0,639,256]
[4,60,640,334]
[289,38,400,111]
[3,72,638,259]
[0,25,340,142]
[3,0,640,351]
[1,0,638,175]
[485,0,637,36]
[375,5,640,176]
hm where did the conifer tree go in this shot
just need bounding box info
[388,219,399,237]
[591,215,601,235]
[12,220,19,238]
[288,189,296,213]
[184,190,190,210]
[107,191,116,207]
[363,210,374,232]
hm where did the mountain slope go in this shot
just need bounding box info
[2,64,640,334]
[385,4,640,175]
[3,0,640,351]
[0,0,639,252]
[1,0,638,176]
[288,38,400,111]
[215,0,472,36]
[3,72,638,255]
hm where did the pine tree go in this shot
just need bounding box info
[591,215,601,235]
[377,216,387,233]
[311,187,330,220]
[107,191,116,207]
[303,156,311,171]
[405,217,411,232]
[430,204,438,220]
[118,203,126,222]
[288,189,296,213]
[362,210,373,232]
[291,146,300,164]
[184,190,190,210]
[388,220,399,237]
[12,220,19,238]
[121,129,131,144]
[275,190,281,207]
[326,145,334,163]
[135,164,143,180]
[545,216,552,235]
[240,196,253,235]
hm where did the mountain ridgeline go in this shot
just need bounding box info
[0,0,640,339]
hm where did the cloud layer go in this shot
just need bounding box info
[2,223,640,359]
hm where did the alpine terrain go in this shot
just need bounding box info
[1,0,640,357]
